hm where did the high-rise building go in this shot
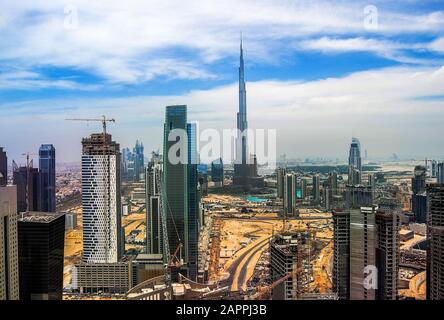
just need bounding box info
[0,147,7,187]
[333,186,373,300]
[345,185,373,209]
[437,162,444,184]
[81,133,122,263]
[187,122,200,281]
[329,172,338,195]
[163,105,189,267]
[375,208,400,300]
[431,160,437,178]
[426,184,444,300]
[12,161,39,213]
[283,173,296,216]
[277,168,286,199]
[350,206,377,300]
[367,173,375,189]
[38,144,56,212]
[348,137,362,173]
[332,209,350,300]
[312,175,320,203]
[145,158,163,255]
[211,158,224,185]
[412,165,427,223]
[18,211,65,300]
[348,138,362,184]
[233,38,263,189]
[270,232,310,300]
[233,37,248,186]
[301,178,307,199]
[348,165,361,185]
[133,140,144,182]
[0,185,20,300]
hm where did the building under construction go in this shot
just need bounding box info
[269,232,311,300]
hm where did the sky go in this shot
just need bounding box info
[1,0,444,164]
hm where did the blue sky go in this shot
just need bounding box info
[1,0,444,163]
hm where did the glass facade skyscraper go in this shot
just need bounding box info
[18,212,65,300]
[163,105,189,265]
[348,138,362,183]
[187,122,199,280]
[39,144,56,212]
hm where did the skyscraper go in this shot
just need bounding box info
[270,232,310,300]
[38,144,56,212]
[81,133,122,263]
[283,173,296,216]
[0,185,19,300]
[277,168,286,199]
[12,161,39,213]
[426,184,444,300]
[187,122,199,281]
[412,165,427,223]
[163,105,189,267]
[133,140,144,182]
[211,158,224,185]
[145,157,163,255]
[348,138,362,182]
[233,38,263,189]
[375,208,400,300]
[233,37,248,187]
[18,211,65,300]
[349,206,377,300]
[312,175,320,203]
[332,209,350,300]
[0,147,7,186]
[301,178,307,199]
[329,172,338,195]
[437,162,444,184]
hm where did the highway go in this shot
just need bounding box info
[220,237,270,292]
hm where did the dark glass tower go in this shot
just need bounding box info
[211,158,224,183]
[0,147,7,186]
[187,122,199,281]
[163,105,188,266]
[412,165,427,223]
[18,212,65,300]
[12,162,39,213]
[39,144,56,212]
[348,138,362,182]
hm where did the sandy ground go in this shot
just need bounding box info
[399,271,426,300]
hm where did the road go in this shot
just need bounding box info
[220,237,270,292]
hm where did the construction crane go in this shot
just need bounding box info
[155,165,183,285]
[65,115,115,136]
[65,115,115,262]
[254,264,303,300]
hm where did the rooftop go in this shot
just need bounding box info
[19,211,64,223]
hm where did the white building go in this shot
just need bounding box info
[0,185,20,300]
[81,133,122,264]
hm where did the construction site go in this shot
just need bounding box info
[201,193,334,300]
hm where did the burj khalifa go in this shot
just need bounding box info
[233,37,263,189]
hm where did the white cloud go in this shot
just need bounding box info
[0,1,443,84]
[297,37,441,65]
[3,64,444,161]
[0,70,99,90]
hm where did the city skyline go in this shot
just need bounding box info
[1,1,444,162]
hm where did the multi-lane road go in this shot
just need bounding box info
[220,236,270,292]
